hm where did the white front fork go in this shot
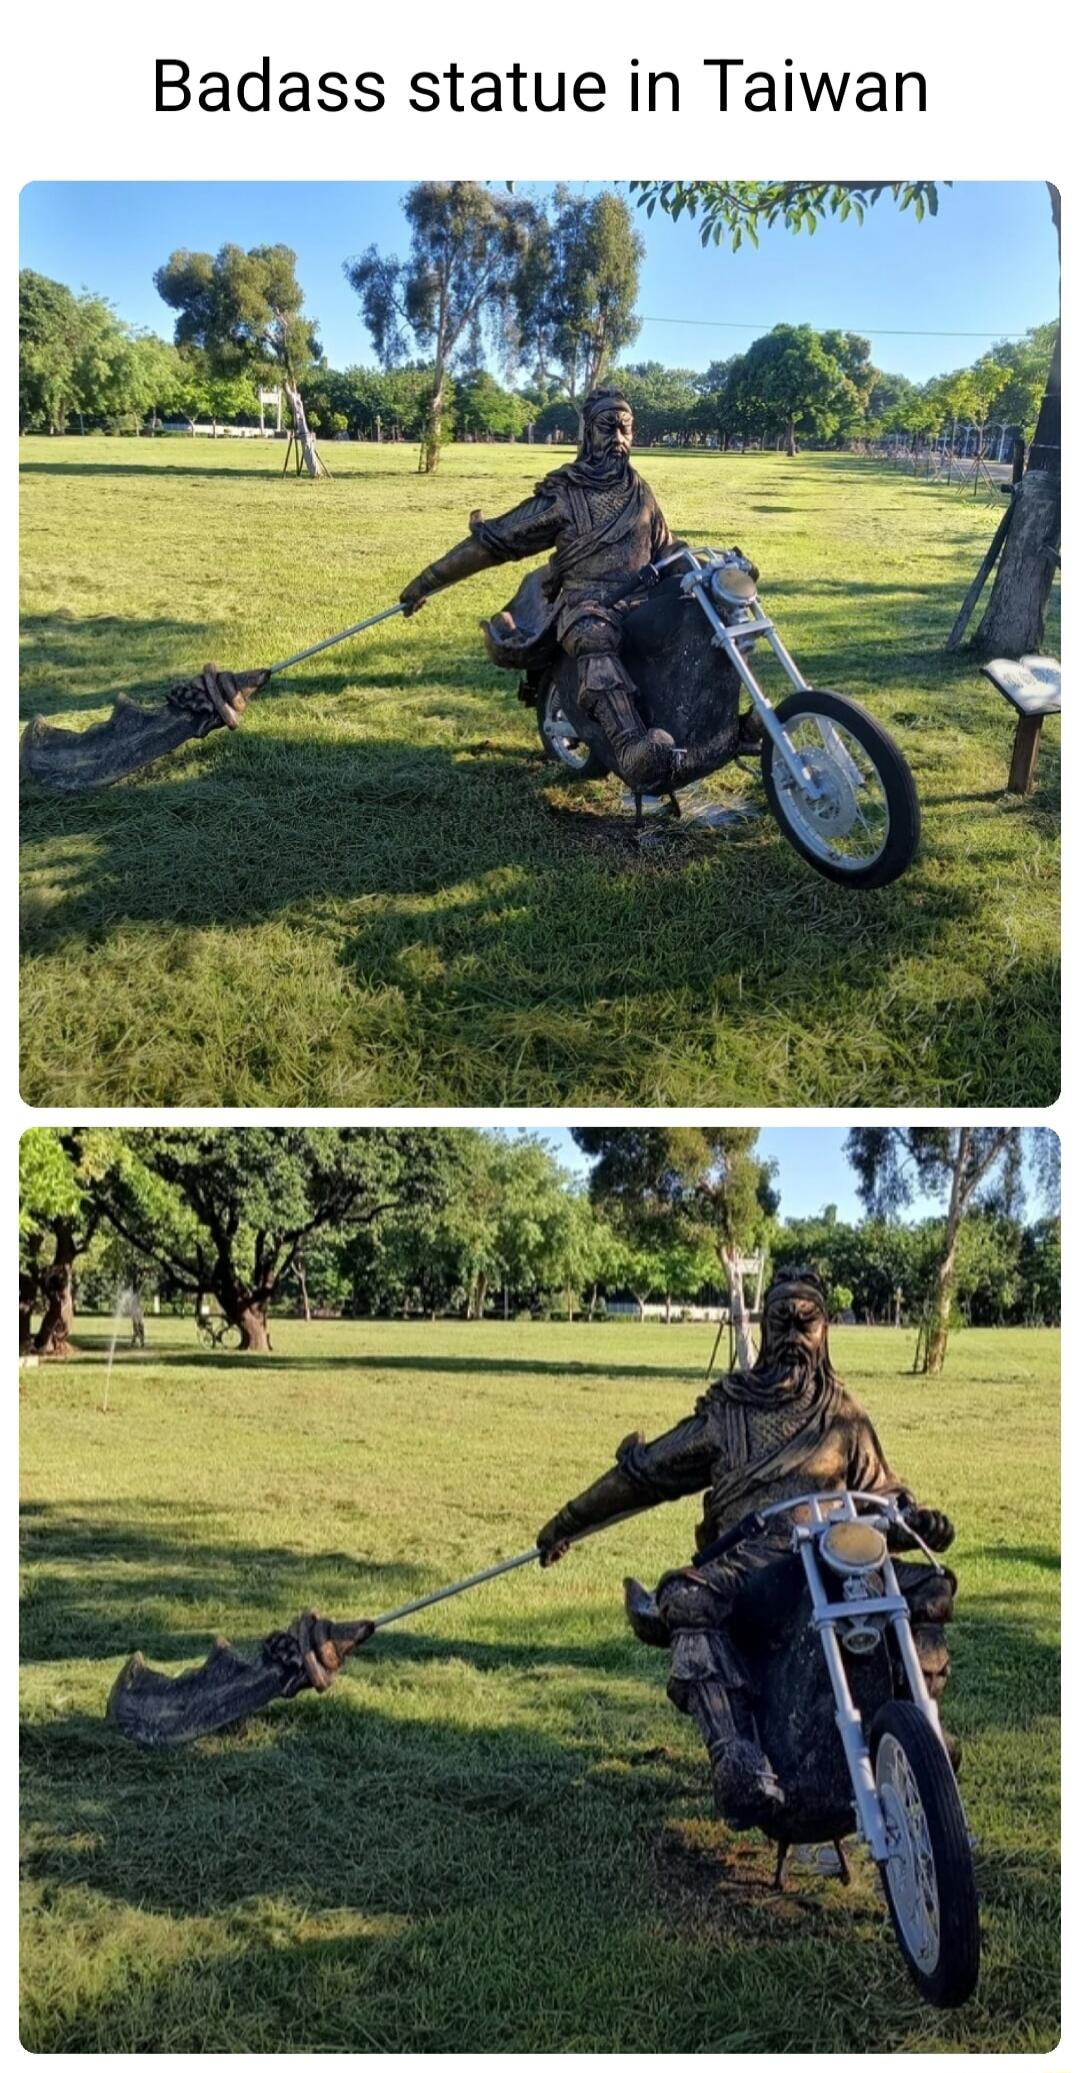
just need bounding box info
[797,1540,946,1864]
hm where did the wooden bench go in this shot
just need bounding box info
[981,654,1061,795]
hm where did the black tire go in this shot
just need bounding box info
[760,689,920,888]
[536,678,606,778]
[870,1700,980,2007]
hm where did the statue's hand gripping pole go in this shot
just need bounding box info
[20,603,408,793]
[107,1518,630,1749]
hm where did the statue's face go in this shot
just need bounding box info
[761,1282,828,1367]
[588,401,634,463]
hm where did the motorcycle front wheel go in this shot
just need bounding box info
[870,1700,980,2007]
[760,689,920,888]
[536,679,605,778]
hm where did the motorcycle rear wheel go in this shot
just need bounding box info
[536,680,605,778]
[870,1700,980,2007]
[761,689,920,888]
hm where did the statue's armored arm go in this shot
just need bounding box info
[401,494,562,614]
[537,1416,715,1554]
[400,534,501,614]
[536,1462,652,1552]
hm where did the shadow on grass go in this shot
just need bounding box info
[19,458,295,483]
[21,715,1060,1103]
[19,1623,1060,2052]
[62,1345,709,1384]
[20,612,218,719]
[20,1500,427,1664]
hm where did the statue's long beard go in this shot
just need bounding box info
[575,435,632,487]
[753,1326,833,1394]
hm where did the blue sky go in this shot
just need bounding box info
[512,1128,1054,1225]
[20,180,1058,386]
[537,1126,871,1219]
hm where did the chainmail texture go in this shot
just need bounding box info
[584,480,636,527]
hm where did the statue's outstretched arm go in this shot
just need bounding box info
[400,494,560,613]
[536,1415,714,1563]
[400,533,500,614]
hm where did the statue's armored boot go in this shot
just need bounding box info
[682,1682,786,1830]
[666,1625,785,1830]
[624,1576,669,1647]
[578,655,684,793]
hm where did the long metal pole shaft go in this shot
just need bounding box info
[268,602,407,678]
[369,1547,542,1631]
[365,1506,642,1635]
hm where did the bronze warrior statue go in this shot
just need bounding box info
[536,1267,955,1828]
[400,389,691,793]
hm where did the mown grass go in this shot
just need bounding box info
[20,1318,1059,2052]
[20,441,1059,1107]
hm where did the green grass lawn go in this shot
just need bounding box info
[21,1318,1059,2052]
[20,441,1059,1107]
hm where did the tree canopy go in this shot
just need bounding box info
[155,243,326,474]
[345,181,532,471]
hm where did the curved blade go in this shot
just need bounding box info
[20,669,269,792]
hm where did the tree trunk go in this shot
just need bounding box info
[786,416,796,458]
[235,1303,272,1353]
[33,1222,79,1356]
[284,382,325,479]
[420,370,445,475]
[974,466,1060,657]
[975,220,1060,658]
[724,1250,755,1369]
[295,1256,312,1322]
[922,1131,969,1375]
[216,1275,273,1351]
[19,1268,39,1353]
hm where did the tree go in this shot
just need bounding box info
[345,182,532,472]
[156,244,326,476]
[975,188,1060,656]
[983,323,1057,442]
[1017,1216,1061,1326]
[515,188,643,430]
[454,369,531,441]
[845,1129,1056,1373]
[89,1129,458,1350]
[19,1129,117,1354]
[630,181,948,249]
[572,1127,777,1364]
[729,325,857,455]
[937,358,1010,481]
[612,362,700,446]
[19,270,82,432]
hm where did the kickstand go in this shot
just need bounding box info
[667,791,682,819]
[772,1840,789,1892]
[834,1838,852,1887]
[633,791,644,831]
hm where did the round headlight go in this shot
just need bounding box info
[710,565,758,608]
[820,1520,887,1576]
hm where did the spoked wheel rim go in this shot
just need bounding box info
[771,713,891,871]
[541,690,594,771]
[877,1732,942,1976]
